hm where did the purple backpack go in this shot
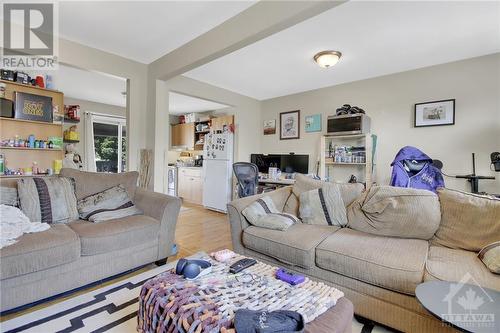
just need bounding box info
[390,146,445,193]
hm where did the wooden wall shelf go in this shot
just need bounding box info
[0,79,62,94]
[0,117,62,127]
[0,174,51,179]
[0,80,64,174]
[63,117,80,124]
[0,147,62,152]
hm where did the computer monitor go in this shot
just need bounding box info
[250,154,309,174]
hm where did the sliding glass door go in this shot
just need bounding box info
[86,113,126,173]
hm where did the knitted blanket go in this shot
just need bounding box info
[137,255,344,333]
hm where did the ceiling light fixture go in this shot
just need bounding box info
[313,50,342,68]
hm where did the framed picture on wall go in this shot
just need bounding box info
[414,99,455,127]
[280,110,300,140]
[305,114,321,132]
[263,119,276,135]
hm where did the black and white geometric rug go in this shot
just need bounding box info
[1,260,392,333]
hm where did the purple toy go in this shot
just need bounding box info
[276,268,305,286]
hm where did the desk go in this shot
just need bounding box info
[258,178,295,186]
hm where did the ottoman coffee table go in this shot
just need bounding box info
[138,254,353,333]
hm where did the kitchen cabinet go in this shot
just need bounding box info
[211,115,234,132]
[171,123,195,149]
[171,115,233,149]
[177,167,203,205]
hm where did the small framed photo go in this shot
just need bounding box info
[263,119,276,135]
[280,110,300,140]
[305,114,321,132]
[414,99,455,127]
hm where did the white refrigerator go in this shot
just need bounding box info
[202,133,234,213]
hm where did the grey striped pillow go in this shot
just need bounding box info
[242,196,298,231]
[17,177,79,224]
[77,184,142,223]
[299,183,347,227]
[1,186,19,207]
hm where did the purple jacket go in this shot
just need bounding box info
[390,146,445,193]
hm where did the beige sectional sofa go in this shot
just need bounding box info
[0,169,181,312]
[227,178,500,333]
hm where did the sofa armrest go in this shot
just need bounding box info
[227,186,293,253]
[134,188,181,260]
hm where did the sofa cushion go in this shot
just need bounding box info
[0,224,80,279]
[431,188,500,252]
[347,186,441,240]
[17,177,79,224]
[77,184,142,223]
[241,196,298,231]
[316,228,428,295]
[59,168,139,200]
[299,184,347,227]
[1,186,18,206]
[424,246,500,291]
[242,224,338,269]
[479,242,500,274]
[68,215,159,256]
[284,174,364,216]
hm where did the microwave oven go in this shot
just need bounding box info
[327,114,371,136]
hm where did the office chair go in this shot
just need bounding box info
[233,162,259,198]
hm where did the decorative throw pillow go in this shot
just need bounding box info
[284,173,364,216]
[347,186,441,240]
[299,183,347,227]
[242,196,298,231]
[17,177,79,224]
[478,242,500,274]
[431,188,500,251]
[1,186,18,207]
[78,184,142,223]
[60,168,139,200]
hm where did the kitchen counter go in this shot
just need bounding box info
[177,167,203,205]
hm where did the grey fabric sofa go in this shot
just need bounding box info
[227,184,500,333]
[0,169,181,312]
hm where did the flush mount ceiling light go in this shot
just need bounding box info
[313,50,342,68]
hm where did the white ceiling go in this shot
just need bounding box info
[59,1,256,64]
[169,92,229,115]
[40,65,127,107]
[184,1,500,100]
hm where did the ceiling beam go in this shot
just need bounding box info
[149,1,346,81]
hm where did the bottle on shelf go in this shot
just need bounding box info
[32,161,39,175]
[0,153,4,174]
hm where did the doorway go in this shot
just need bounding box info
[86,114,127,173]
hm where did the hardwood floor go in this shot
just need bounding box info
[0,203,233,321]
[171,203,233,261]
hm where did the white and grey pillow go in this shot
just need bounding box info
[1,186,19,207]
[242,196,298,231]
[479,241,500,274]
[17,177,79,224]
[299,183,347,227]
[78,184,142,223]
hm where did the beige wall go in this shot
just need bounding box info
[59,39,148,172]
[63,97,126,170]
[260,54,500,193]
[150,76,261,192]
